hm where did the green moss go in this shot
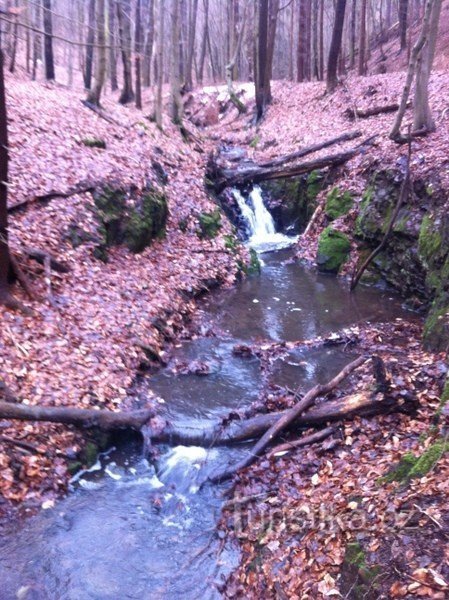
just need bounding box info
[316,227,351,273]
[248,248,261,275]
[423,303,449,351]
[380,440,449,485]
[67,461,83,475]
[355,186,375,237]
[82,137,107,149]
[419,214,442,266]
[198,209,222,239]
[94,185,128,246]
[345,542,366,568]
[379,452,418,484]
[224,234,238,252]
[249,135,260,149]
[342,542,382,599]
[306,170,324,202]
[325,187,353,221]
[178,217,189,233]
[124,191,168,253]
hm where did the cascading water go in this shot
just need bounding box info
[233,186,297,253]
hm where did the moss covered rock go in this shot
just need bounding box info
[124,190,168,253]
[316,227,351,273]
[198,209,222,239]
[325,187,353,221]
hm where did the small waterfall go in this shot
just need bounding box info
[232,185,297,252]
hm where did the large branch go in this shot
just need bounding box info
[0,400,155,431]
[8,182,97,214]
[207,355,368,483]
[259,130,362,168]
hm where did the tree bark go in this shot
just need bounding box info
[358,0,367,75]
[170,0,183,125]
[84,0,96,90]
[390,0,434,141]
[117,0,134,104]
[197,0,208,84]
[135,0,143,109]
[255,0,269,121]
[143,0,155,87]
[413,0,442,133]
[108,0,119,91]
[184,0,198,90]
[0,51,10,302]
[0,400,155,431]
[87,0,106,106]
[326,0,347,92]
[155,0,165,129]
[399,0,408,50]
[42,0,55,80]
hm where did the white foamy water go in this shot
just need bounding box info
[233,186,297,253]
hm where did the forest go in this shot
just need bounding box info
[0,1,449,598]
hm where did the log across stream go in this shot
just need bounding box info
[0,206,414,598]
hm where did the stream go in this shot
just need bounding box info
[0,187,412,600]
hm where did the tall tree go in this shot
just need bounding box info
[255,0,269,120]
[197,0,209,84]
[0,51,10,304]
[155,0,165,129]
[297,0,308,82]
[109,0,119,91]
[87,0,106,106]
[399,0,408,50]
[413,0,442,132]
[170,0,183,124]
[184,0,198,90]
[390,0,436,140]
[42,0,55,80]
[358,0,367,75]
[135,0,143,109]
[117,0,134,104]
[143,0,155,86]
[326,0,347,92]
[85,0,96,90]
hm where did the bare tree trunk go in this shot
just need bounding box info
[155,0,164,128]
[85,0,96,89]
[327,0,347,92]
[184,0,198,90]
[297,0,307,81]
[32,0,41,80]
[312,0,319,79]
[143,0,155,86]
[413,0,442,132]
[390,0,435,140]
[170,0,183,125]
[117,0,134,104]
[8,0,19,73]
[349,0,357,69]
[42,0,55,80]
[135,0,143,109]
[358,0,367,75]
[319,0,324,79]
[399,0,408,50]
[226,0,249,113]
[109,0,119,91]
[87,0,107,106]
[197,0,208,84]
[255,0,269,121]
[0,51,11,303]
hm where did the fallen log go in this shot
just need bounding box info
[0,400,155,431]
[259,130,362,168]
[343,103,410,120]
[208,356,368,483]
[209,136,376,192]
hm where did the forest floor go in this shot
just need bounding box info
[0,72,245,518]
[1,64,449,598]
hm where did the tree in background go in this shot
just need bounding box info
[87,0,106,106]
[155,0,165,129]
[326,0,347,92]
[390,0,442,140]
[135,0,143,109]
[0,50,11,306]
[399,0,409,51]
[42,0,55,80]
[255,0,279,122]
[170,0,183,124]
[117,0,134,104]
[84,0,96,90]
